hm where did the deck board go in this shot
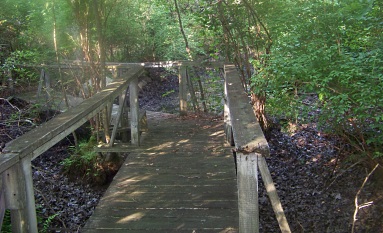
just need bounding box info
[82,113,238,232]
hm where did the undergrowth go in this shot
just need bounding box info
[61,136,121,186]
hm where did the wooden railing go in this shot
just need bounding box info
[224,64,291,233]
[0,65,145,232]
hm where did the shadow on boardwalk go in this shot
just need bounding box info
[82,112,238,232]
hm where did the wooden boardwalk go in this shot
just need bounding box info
[82,112,238,232]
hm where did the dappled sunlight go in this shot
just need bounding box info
[219,227,238,233]
[176,139,190,144]
[118,174,153,185]
[147,141,174,150]
[83,112,238,231]
[117,212,145,223]
[210,130,225,137]
[265,182,277,193]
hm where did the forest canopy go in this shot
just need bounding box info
[0,0,382,165]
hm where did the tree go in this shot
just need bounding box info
[252,0,383,163]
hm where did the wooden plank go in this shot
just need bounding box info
[96,196,237,210]
[84,215,236,230]
[258,157,291,233]
[179,65,188,115]
[84,208,238,219]
[236,153,259,233]
[109,90,126,146]
[95,143,230,154]
[84,117,238,232]
[20,157,38,233]
[3,164,28,232]
[0,153,19,174]
[82,230,237,233]
[0,178,5,228]
[224,74,234,146]
[130,77,140,145]
[224,65,269,157]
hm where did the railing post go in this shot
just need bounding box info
[21,157,38,233]
[236,153,259,233]
[178,65,187,116]
[0,178,5,228]
[110,90,126,146]
[224,78,234,146]
[130,77,140,145]
[224,64,291,233]
[3,158,38,233]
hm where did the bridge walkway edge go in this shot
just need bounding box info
[82,112,238,232]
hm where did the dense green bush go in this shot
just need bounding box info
[252,0,383,161]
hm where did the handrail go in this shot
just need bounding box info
[0,65,144,232]
[224,64,291,233]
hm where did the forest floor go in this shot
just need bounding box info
[0,67,382,232]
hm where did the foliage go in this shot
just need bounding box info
[40,213,60,233]
[1,50,40,87]
[0,208,56,233]
[1,0,381,164]
[190,67,224,113]
[61,136,106,185]
[0,210,11,233]
[252,0,383,161]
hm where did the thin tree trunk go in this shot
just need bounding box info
[186,68,199,112]
[194,68,207,112]
[174,0,192,59]
[52,0,79,148]
[93,0,110,143]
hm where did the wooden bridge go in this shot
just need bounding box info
[0,62,290,232]
[83,112,238,232]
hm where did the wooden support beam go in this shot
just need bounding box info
[21,157,38,233]
[3,161,38,233]
[130,77,140,145]
[236,152,259,233]
[0,178,5,228]
[121,94,129,142]
[109,90,126,146]
[258,157,291,233]
[179,65,188,116]
[224,78,234,146]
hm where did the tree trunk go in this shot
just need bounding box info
[52,0,79,148]
[174,0,192,59]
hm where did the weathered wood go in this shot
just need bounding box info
[236,153,259,233]
[21,157,38,233]
[225,64,290,233]
[2,65,144,162]
[258,157,291,233]
[130,77,140,145]
[83,117,238,232]
[120,94,129,142]
[20,60,225,69]
[224,76,234,146]
[109,90,126,146]
[224,65,269,156]
[0,153,19,174]
[0,178,5,228]
[179,65,188,115]
[3,164,28,232]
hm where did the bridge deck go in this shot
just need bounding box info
[82,112,238,232]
